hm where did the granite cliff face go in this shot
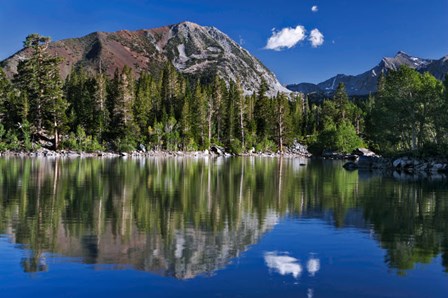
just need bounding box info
[287,51,447,96]
[0,21,289,96]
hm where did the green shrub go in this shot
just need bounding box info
[113,137,136,152]
[5,130,20,151]
[229,139,243,155]
[255,138,277,153]
[309,121,364,154]
[184,137,198,151]
[0,124,7,151]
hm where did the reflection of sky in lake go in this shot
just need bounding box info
[1,158,448,297]
[264,252,302,278]
[307,256,320,277]
[264,252,320,279]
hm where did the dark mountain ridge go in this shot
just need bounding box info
[287,51,448,96]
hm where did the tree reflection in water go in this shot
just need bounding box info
[0,157,447,277]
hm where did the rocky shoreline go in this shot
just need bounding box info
[2,145,447,180]
[0,140,313,159]
[343,151,448,179]
[0,147,311,159]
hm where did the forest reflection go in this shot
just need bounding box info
[0,157,447,277]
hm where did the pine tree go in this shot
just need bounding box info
[160,62,180,116]
[92,71,109,140]
[0,68,11,125]
[65,68,93,132]
[191,81,207,148]
[333,82,349,121]
[275,93,292,152]
[179,87,193,149]
[234,82,246,149]
[134,71,153,142]
[14,34,68,149]
[212,75,225,143]
[254,79,274,143]
[290,94,304,137]
[111,66,136,142]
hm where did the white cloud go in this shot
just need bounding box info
[311,5,318,12]
[309,28,324,47]
[264,252,302,278]
[265,25,306,51]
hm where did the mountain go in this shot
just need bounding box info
[287,51,448,96]
[0,21,289,96]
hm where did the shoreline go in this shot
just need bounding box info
[2,149,448,180]
[0,148,312,159]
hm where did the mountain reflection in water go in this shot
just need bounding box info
[1,157,448,279]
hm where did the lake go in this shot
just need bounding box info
[0,157,447,297]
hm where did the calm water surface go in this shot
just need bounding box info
[0,157,447,297]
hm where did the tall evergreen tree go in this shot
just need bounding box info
[92,71,109,140]
[191,81,207,147]
[211,75,225,143]
[14,34,68,149]
[134,71,153,142]
[254,79,273,142]
[275,93,292,152]
[234,82,246,149]
[160,62,180,116]
[0,68,11,125]
[333,82,349,121]
[111,66,136,141]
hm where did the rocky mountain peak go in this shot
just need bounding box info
[1,22,289,97]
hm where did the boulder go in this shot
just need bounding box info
[352,148,378,157]
[210,145,225,156]
[288,140,311,157]
[139,144,146,153]
[431,163,444,173]
[393,158,407,168]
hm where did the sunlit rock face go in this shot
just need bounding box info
[0,21,289,97]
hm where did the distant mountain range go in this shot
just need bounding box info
[287,51,448,96]
[0,21,289,96]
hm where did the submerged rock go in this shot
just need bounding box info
[343,161,358,170]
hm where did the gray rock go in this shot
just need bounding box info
[210,145,225,156]
[352,148,378,157]
[393,158,405,168]
[432,163,444,170]
[288,140,311,157]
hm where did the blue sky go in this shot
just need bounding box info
[0,0,447,84]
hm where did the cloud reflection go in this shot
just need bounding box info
[307,256,320,276]
[264,252,302,278]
